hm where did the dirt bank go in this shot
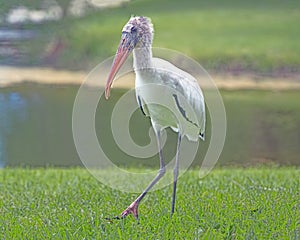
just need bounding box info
[0,66,299,90]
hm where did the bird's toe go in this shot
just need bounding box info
[120,201,139,220]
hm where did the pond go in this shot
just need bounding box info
[0,83,172,168]
[0,84,81,167]
[0,83,299,168]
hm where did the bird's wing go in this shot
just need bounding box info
[137,94,149,116]
[152,57,205,139]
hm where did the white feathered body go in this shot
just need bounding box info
[133,51,205,142]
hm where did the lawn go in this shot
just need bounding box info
[65,0,300,72]
[69,1,300,72]
[2,0,300,73]
[0,168,299,239]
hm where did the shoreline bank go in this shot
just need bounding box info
[1,66,299,90]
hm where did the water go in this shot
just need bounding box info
[0,84,81,167]
[0,83,163,168]
[0,91,27,166]
[0,29,35,40]
[0,83,299,168]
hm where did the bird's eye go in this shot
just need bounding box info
[131,26,137,32]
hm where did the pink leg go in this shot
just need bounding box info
[118,128,166,220]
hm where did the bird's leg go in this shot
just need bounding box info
[171,133,182,217]
[119,129,166,220]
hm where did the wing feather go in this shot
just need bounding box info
[152,57,206,139]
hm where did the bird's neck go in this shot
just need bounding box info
[133,46,153,71]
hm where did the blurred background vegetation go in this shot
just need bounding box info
[1,0,300,74]
[0,0,299,168]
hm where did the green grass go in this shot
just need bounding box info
[0,168,299,239]
[58,0,300,73]
[2,0,300,73]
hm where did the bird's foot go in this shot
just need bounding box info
[115,200,139,220]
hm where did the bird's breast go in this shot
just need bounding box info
[134,70,178,129]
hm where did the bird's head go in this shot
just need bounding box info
[105,16,153,99]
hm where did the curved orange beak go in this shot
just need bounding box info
[105,35,133,99]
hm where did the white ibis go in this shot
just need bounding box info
[105,16,205,220]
